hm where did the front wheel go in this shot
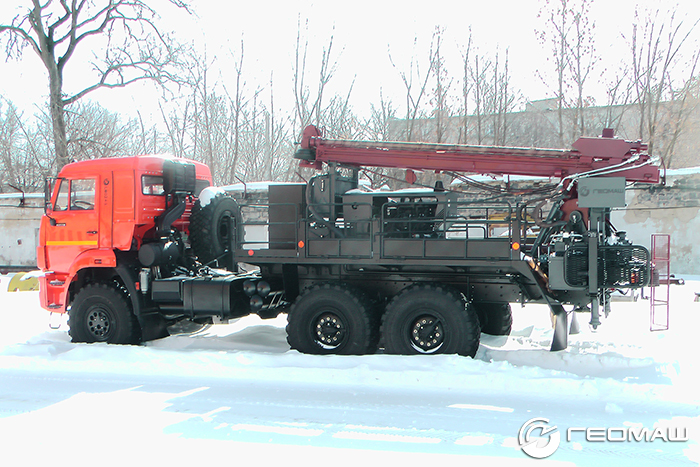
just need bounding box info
[69,283,141,344]
[381,284,481,357]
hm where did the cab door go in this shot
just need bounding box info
[44,177,99,273]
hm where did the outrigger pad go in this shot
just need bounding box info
[550,304,568,351]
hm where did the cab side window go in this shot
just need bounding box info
[71,179,95,210]
[53,179,96,211]
[142,175,165,195]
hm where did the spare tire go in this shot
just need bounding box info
[189,193,240,268]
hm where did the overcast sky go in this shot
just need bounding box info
[2,0,699,125]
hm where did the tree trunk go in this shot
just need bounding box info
[48,62,69,170]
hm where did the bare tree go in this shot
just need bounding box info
[1,96,140,191]
[0,100,23,191]
[360,90,403,189]
[536,0,599,143]
[469,51,491,144]
[228,38,246,183]
[189,51,222,181]
[0,0,191,170]
[321,78,361,140]
[18,106,56,184]
[158,99,190,158]
[431,26,452,143]
[567,0,597,139]
[598,68,633,132]
[537,0,574,146]
[628,7,700,160]
[64,100,139,160]
[389,35,435,142]
[292,17,341,137]
[156,40,297,186]
[263,72,292,181]
[365,88,397,141]
[458,29,473,144]
[245,87,263,179]
[658,60,700,167]
[490,48,514,145]
[468,48,518,146]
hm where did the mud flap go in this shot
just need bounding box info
[138,313,170,342]
[550,303,568,351]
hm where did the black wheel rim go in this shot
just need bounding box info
[217,212,233,243]
[314,312,347,350]
[409,314,444,353]
[87,306,112,341]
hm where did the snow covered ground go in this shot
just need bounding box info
[0,273,698,466]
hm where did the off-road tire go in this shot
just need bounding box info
[381,284,481,357]
[474,302,513,336]
[68,283,141,344]
[189,194,240,266]
[286,283,377,355]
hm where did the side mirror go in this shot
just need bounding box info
[44,177,53,213]
[45,177,59,227]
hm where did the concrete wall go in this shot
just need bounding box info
[3,176,699,274]
[0,194,43,268]
[612,169,700,275]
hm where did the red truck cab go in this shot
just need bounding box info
[38,155,211,313]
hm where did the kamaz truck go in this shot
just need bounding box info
[37,126,662,356]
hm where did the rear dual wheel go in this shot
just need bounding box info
[286,282,481,358]
[474,302,513,336]
[381,284,481,357]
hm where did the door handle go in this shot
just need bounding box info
[87,231,98,235]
